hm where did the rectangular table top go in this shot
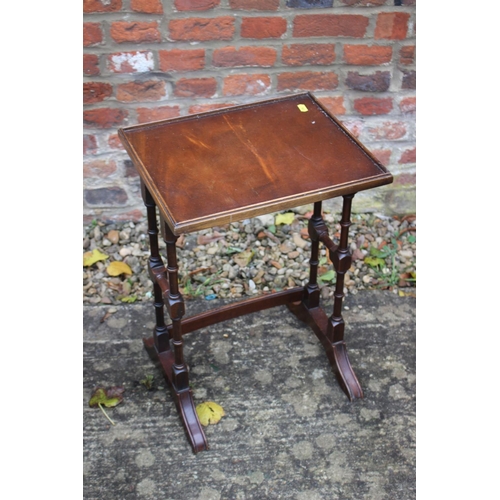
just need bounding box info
[119,92,392,235]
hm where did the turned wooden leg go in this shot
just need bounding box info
[288,194,363,401]
[141,181,170,353]
[328,194,363,400]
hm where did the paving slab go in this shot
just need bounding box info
[83,290,415,500]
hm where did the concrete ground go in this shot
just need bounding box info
[83,290,415,500]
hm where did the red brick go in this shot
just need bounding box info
[110,22,161,43]
[346,71,390,92]
[107,51,154,73]
[83,135,98,155]
[282,44,335,66]
[223,74,271,96]
[188,103,234,114]
[136,106,181,123]
[393,173,416,186]
[174,0,219,10]
[366,121,407,141]
[370,148,392,167]
[213,46,277,67]
[317,96,345,116]
[399,148,416,164]
[131,0,163,13]
[116,80,166,102]
[83,159,117,178]
[278,71,338,91]
[341,120,363,138]
[241,17,287,39]
[108,134,125,150]
[84,82,113,104]
[353,97,393,115]
[293,14,369,38]
[375,12,410,40]
[229,0,279,9]
[84,0,122,13]
[84,54,100,76]
[169,17,235,41]
[174,78,217,98]
[83,23,103,47]
[400,45,415,65]
[399,97,416,114]
[159,49,206,71]
[84,108,128,129]
[343,44,392,65]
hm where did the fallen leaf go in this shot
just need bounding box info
[364,256,385,268]
[89,386,124,426]
[318,269,336,283]
[275,212,295,225]
[196,401,225,426]
[233,249,254,267]
[121,295,138,303]
[83,249,108,267]
[106,261,133,276]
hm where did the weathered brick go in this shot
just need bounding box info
[366,121,407,141]
[108,134,125,150]
[393,173,416,186]
[293,14,369,38]
[169,17,235,41]
[341,120,363,138]
[317,96,345,115]
[174,0,219,10]
[287,0,333,8]
[188,102,234,114]
[353,97,393,115]
[400,45,415,65]
[213,46,277,67]
[399,97,416,114]
[278,71,338,91]
[116,80,166,102]
[370,148,392,167]
[229,0,279,9]
[399,147,416,164]
[104,209,145,223]
[223,74,271,96]
[84,0,122,13]
[83,159,117,178]
[83,135,98,155]
[136,106,181,123]
[84,54,100,76]
[343,44,392,65]
[83,23,103,47]
[159,49,205,71]
[402,70,416,89]
[107,51,154,73]
[84,82,113,104]
[241,17,287,39]
[84,108,128,129]
[375,12,410,40]
[84,187,128,206]
[346,71,390,92]
[110,22,161,43]
[282,44,335,66]
[339,0,387,5]
[131,0,163,13]
[123,159,139,177]
[174,78,217,98]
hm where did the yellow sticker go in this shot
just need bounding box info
[297,104,308,112]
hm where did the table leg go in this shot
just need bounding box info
[288,196,363,401]
[141,183,208,453]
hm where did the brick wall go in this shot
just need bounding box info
[83,0,416,223]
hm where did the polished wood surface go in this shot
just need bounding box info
[119,92,392,235]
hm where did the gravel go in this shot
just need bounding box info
[83,208,416,306]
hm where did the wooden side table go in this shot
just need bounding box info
[119,92,393,453]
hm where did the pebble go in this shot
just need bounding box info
[83,212,416,305]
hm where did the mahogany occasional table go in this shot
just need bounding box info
[118,92,393,453]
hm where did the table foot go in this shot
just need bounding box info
[287,301,363,401]
[143,337,208,453]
